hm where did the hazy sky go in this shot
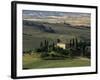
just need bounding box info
[23,10,91,18]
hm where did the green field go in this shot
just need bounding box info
[23,53,90,69]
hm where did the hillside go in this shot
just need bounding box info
[23,20,90,51]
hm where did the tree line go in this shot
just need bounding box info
[24,38,91,60]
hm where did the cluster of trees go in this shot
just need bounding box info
[68,38,90,58]
[34,38,91,60]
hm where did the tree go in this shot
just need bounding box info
[82,41,87,57]
[69,39,72,48]
[52,42,55,50]
[75,37,78,49]
[44,40,47,47]
[40,41,43,48]
[78,40,87,57]
[57,39,61,43]
[72,38,75,47]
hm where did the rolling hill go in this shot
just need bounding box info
[23,20,90,51]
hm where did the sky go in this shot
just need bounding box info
[23,10,91,18]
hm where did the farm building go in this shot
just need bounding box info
[56,43,66,49]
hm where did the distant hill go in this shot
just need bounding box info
[23,20,55,33]
[23,10,90,26]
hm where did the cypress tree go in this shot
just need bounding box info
[57,39,60,43]
[72,38,75,47]
[44,40,47,47]
[40,41,43,48]
[46,40,49,52]
[69,39,72,48]
[75,38,78,49]
[82,41,87,57]
[52,42,55,50]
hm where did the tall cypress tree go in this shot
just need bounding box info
[52,42,55,50]
[72,38,75,47]
[44,40,47,47]
[57,39,61,43]
[82,41,87,57]
[40,41,43,48]
[43,40,46,52]
[46,40,49,52]
[69,39,72,48]
[75,38,78,49]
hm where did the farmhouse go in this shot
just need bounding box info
[56,43,66,49]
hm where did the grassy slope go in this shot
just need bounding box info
[23,54,90,69]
